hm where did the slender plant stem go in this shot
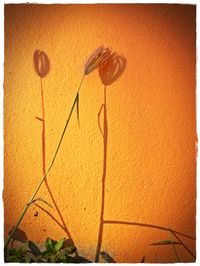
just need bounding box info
[4,75,85,250]
[41,78,46,175]
[168,228,180,262]
[78,75,85,93]
[171,230,196,259]
[41,77,73,240]
[95,85,107,262]
[104,220,195,240]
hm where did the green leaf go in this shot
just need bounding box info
[45,238,55,253]
[21,241,29,253]
[8,255,21,262]
[150,240,180,246]
[55,238,65,252]
[11,248,22,257]
[58,255,67,262]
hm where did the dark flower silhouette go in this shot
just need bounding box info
[33,50,50,78]
[84,45,111,75]
[99,53,126,86]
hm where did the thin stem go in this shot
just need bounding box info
[41,78,73,240]
[171,230,196,259]
[78,74,85,93]
[4,75,85,250]
[95,85,107,262]
[168,228,180,262]
[40,78,46,175]
[104,220,196,240]
[98,104,105,137]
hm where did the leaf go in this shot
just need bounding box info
[25,254,31,263]
[28,240,41,256]
[11,248,22,257]
[26,251,38,262]
[21,241,29,253]
[65,245,77,255]
[45,238,55,253]
[76,93,80,127]
[49,254,56,262]
[55,238,65,252]
[168,229,180,262]
[8,255,20,262]
[150,240,180,246]
[58,255,68,263]
[32,197,53,208]
[141,256,145,263]
[65,255,77,263]
[8,227,28,242]
[76,256,92,263]
[99,251,116,263]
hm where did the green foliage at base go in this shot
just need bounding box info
[5,237,91,263]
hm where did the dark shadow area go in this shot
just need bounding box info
[99,53,126,86]
[8,227,28,247]
[99,251,116,263]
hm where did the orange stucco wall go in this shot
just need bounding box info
[4,4,196,263]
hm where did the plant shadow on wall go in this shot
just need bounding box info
[4,46,111,262]
[94,53,196,263]
[4,46,196,263]
[95,53,126,263]
[33,50,75,247]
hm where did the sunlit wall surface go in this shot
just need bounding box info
[4,4,196,262]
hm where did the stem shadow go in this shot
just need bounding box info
[39,78,74,245]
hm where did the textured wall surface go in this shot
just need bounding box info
[4,4,196,262]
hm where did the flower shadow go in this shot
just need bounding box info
[33,50,50,78]
[99,53,126,86]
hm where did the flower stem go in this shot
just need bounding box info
[40,78,46,175]
[95,85,107,262]
[4,75,85,250]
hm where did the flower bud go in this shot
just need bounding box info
[33,50,50,78]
